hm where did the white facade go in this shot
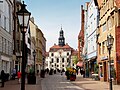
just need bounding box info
[46,49,72,71]
[86,0,99,59]
[0,0,13,73]
[25,26,33,72]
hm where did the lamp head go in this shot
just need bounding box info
[17,1,31,33]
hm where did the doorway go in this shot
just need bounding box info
[103,61,107,81]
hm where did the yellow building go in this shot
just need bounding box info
[29,17,46,73]
[97,0,120,84]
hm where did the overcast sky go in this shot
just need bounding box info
[24,0,90,51]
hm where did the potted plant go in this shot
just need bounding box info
[27,68,36,84]
[66,68,76,81]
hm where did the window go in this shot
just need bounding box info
[16,40,19,52]
[67,52,69,56]
[4,16,6,30]
[51,58,54,63]
[57,65,59,67]
[62,58,64,63]
[93,46,94,51]
[67,58,69,62]
[62,65,64,67]
[102,22,106,32]
[51,53,54,56]
[57,58,59,63]
[108,18,112,29]
[99,43,101,55]
[28,38,31,44]
[112,16,114,27]
[102,42,105,54]
[0,13,1,26]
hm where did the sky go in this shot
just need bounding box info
[24,0,90,51]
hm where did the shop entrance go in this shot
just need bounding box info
[103,61,107,81]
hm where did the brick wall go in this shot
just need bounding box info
[115,26,120,84]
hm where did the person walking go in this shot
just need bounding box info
[12,68,16,80]
[1,70,5,87]
[17,71,21,83]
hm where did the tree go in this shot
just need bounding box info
[72,56,78,64]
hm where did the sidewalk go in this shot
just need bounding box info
[71,75,120,90]
[0,76,42,90]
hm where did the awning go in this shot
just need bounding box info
[76,61,83,67]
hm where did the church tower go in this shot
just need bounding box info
[58,26,65,46]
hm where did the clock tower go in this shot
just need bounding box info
[58,27,65,46]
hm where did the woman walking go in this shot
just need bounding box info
[17,71,21,83]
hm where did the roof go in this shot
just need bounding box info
[49,43,73,52]
[71,50,78,56]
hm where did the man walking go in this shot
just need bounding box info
[1,70,5,87]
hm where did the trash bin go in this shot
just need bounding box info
[27,74,36,84]
[40,70,45,78]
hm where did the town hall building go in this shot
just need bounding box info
[45,27,78,71]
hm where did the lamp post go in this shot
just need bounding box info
[33,50,36,75]
[106,34,114,90]
[17,1,31,90]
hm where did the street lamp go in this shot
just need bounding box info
[17,1,31,90]
[106,34,114,90]
[33,50,36,75]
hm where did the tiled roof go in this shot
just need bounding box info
[71,50,78,56]
[49,43,73,52]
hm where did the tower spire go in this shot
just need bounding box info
[58,25,65,46]
[61,24,62,30]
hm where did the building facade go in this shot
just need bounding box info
[46,27,77,71]
[97,0,120,84]
[29,17,46,73]
[0,0,13,74]
[85,0,99,77]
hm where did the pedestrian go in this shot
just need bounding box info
[17,71,21,83]
[12,68,16,80]
[1,70,5,87]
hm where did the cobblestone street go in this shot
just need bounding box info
[0,73,120,90]
[42,73,120,90]
[41,73,84,90]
